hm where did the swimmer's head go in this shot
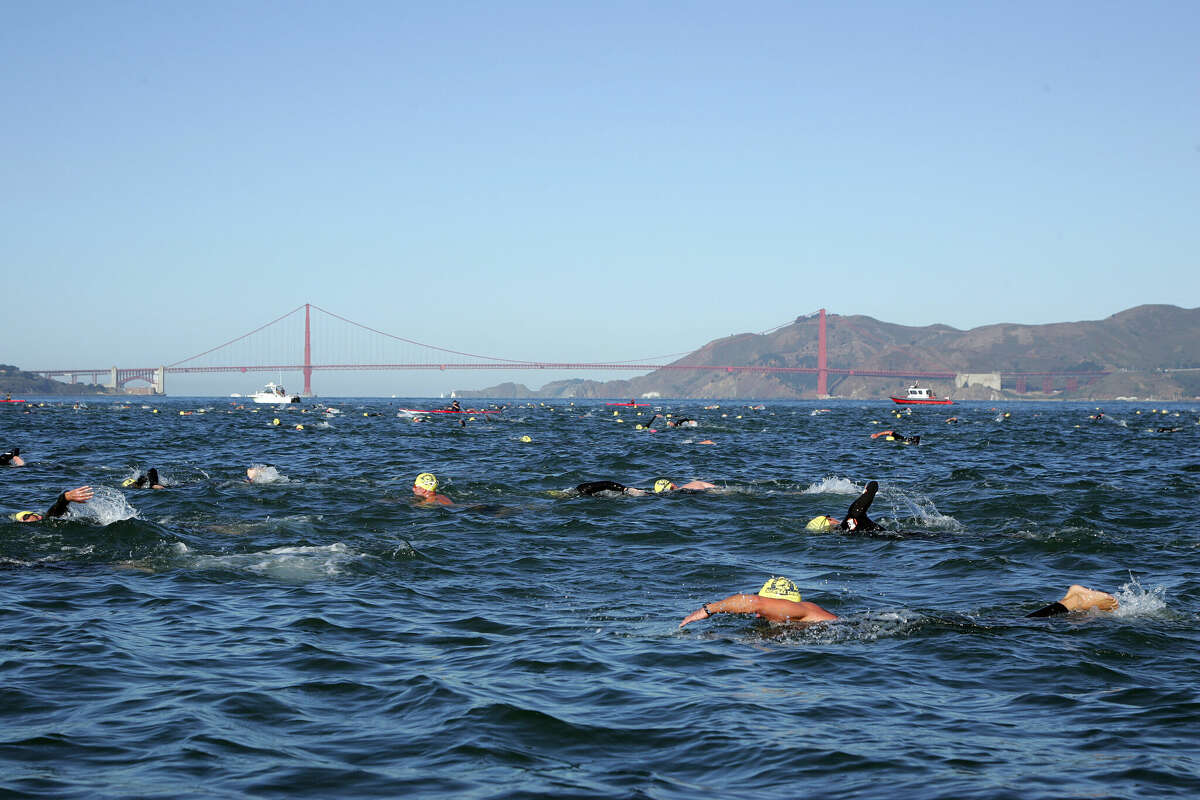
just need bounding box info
[758,576,802,603]
[653,479,676,493]
[121,476,139,488]
[414,472,438,493]
[12,510,42,523]
[805,515,835,532]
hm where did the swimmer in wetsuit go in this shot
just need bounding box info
[575,480,648,497]
[122,468,165,489]
[806,480,884,533]
[575,479,718,497]
[1,447,24,467]
[9,486,94,522]
[871,430,920,444]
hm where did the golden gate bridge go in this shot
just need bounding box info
[30,304,1108,396]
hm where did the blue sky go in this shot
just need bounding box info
[4,1,1198,396]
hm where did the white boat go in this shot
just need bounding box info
[250,382,301,404]
[890,381,954,406]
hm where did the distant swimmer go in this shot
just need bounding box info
[1026,585,1119,617]
[679,577,838,627]
[245,465,283,484]
[806,480,884,533]
[643,414,697,429]
[9,486,94,522]
[413,472,453,505]
[122,468,165,489]
[447,400,462,413]
[871,430,920,444]
[1,447,24,467]
[574,479,717,497]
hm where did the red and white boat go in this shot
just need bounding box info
[890,382,954,405]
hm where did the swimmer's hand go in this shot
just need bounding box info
[678,606,712,628]
[65,486,93,503]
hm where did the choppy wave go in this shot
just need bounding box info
[2,397,1198,799]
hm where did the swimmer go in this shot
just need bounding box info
[413,472,453,505]
[9,486,94,522]
[871,430,920,444]
[575,480,648,497]
[1,447,24,467]
[652,479,717,493]
[806,480,883,533]
[575,479,717,497]
[679,579,1119,627]
[1027,585,1119,617]
[245,465,279,483]
[123,468,165,489]
[679,577,838,627]
[447,400,462,413]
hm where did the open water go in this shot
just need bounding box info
[1,397,1198,799]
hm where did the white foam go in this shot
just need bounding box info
[1113,575,1168,618]
[802,476,862,495]
[185,542,358,581]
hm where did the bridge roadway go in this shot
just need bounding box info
[32,362,1108,392]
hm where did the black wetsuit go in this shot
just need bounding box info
[129,468,161,488]
[0,448,18,466]
[576,481,634,496]
[840,481,883,532]
[45,492,73,519]
[1026,601,1070,618]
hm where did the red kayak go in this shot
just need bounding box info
[605,402,650,407]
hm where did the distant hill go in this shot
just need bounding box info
[0,364,108,396]
[456,305,1200,401]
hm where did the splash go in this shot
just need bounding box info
[886,488,963,531]
[802,476,862,495]
[247,464,288,484]
[763,609,928,644]
[71,485,139,525]
[1113,575,1167,618]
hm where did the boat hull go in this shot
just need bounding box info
[890,397,954,405]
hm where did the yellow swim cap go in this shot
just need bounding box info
[758,576,802,602]
[520,435,532,443]
[414,472,438,491]
[12,511,40,522]
[805,515,834,532]
[121,477,138,488]
[653,479,675,493]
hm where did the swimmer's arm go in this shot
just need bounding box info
[679,594,838,627]
[46,486,94,517]
[679,480,716,491]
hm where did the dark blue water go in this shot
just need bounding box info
[2,398,1198,799]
